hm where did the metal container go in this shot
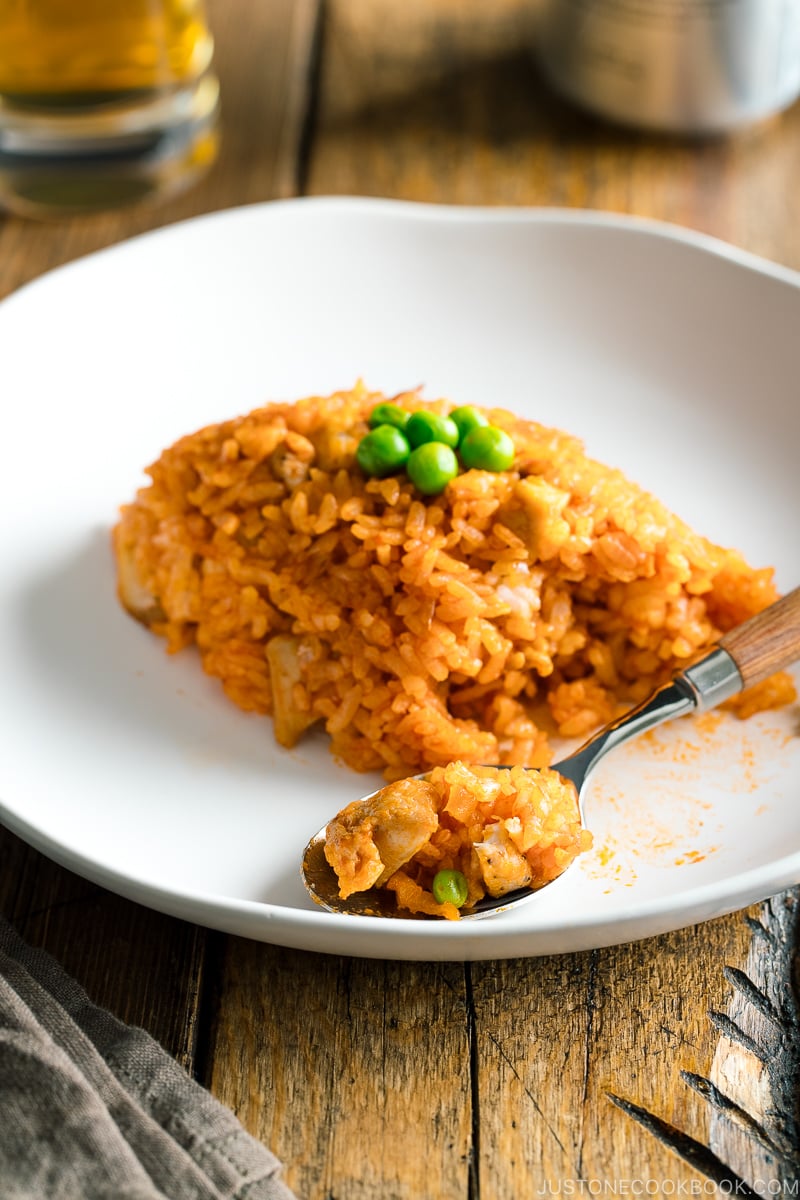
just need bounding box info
[535,0,800,134]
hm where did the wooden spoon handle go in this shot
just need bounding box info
[719,586,800,687]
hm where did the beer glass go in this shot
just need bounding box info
[0,0,219,217]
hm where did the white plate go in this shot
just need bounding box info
[1,198,799,961]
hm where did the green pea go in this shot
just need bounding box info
[432,869,469,908]
[450,405,489,443]
[459,425,515,472]
[406,442,458,495]
[356,424,410,478]
[406,410,460,450]
[368,403,410,432]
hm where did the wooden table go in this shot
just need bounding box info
[2,2,799,1194]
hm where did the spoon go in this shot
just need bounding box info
[302,586,800,919]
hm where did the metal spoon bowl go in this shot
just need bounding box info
[302,587,800,920]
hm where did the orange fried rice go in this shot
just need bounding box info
[113,383,796,779]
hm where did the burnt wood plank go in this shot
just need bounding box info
[706,893,800,1183]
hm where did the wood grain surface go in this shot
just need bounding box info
[1,1,799,1197]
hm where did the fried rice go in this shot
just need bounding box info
[113,383,796,780]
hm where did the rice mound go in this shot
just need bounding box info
[113,383,795,778]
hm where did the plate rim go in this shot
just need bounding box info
[5,195,800,312]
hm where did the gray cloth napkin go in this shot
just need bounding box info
[0,916,297,1200]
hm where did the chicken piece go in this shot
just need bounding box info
[472,822,533,898]
[265,635,317,748]
[324,778,440,899]
[113,531,164,625]
[501,477,571,561]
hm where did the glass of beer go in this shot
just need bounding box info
[0,0,219,218]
